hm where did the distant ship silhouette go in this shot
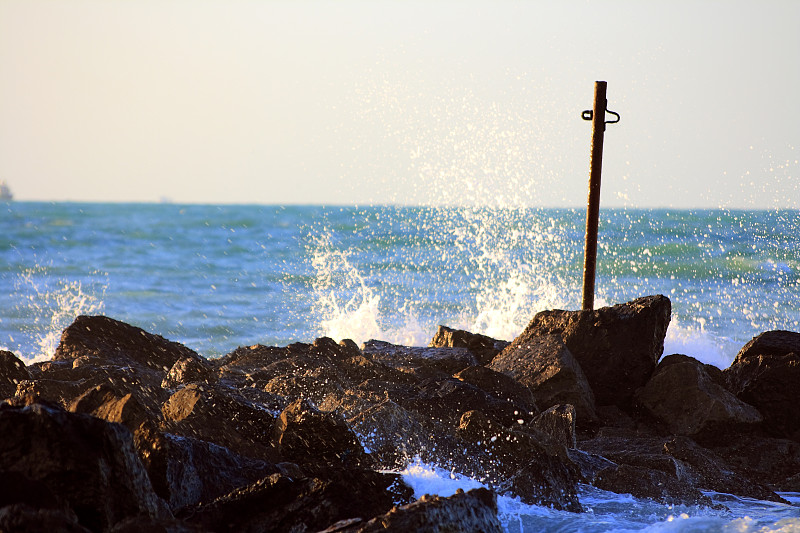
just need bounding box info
[0,181,12,201]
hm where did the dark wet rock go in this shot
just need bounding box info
[0,400,170,532]
[566,449,617,483]
[489,334,597,425]
[725,331,800,440]
[0,504,91,533]
[595,405,638,432]
[713,435,800,492]
[533,404,577,449]
[53,315,202,372]
[19,340,173,416]
[582,434,785,504]
[429,325,510,365]
[271,398,371,467]
[0,471,74,523]
[216,344,289,375]
[362,340,477,376]
[152,433,283,511]
[347,398,429,470]
[264,372,346,406]
[0,350,29,400]
[324,487,503,533]
[179,469,412,533]
[513,295,671,408]
[161,356,216,389]
[636,354,763,444]
[397,376,535,429]
[594,464,712,506]
[455,409,583,511]
[108,515,207,532]
[454,365,539,415]
[161,383,277,461]
[662,436,783,503]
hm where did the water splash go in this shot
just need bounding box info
[307,207,583,347]
[12,267,106,362]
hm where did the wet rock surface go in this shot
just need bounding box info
[2,299,799,531]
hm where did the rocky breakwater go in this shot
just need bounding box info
[0,295,798,531]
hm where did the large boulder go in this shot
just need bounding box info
[179,469,412,533]
[489,334,596,425]
[271,399,370,468]
[346,399,429,470]
[532,404,577,449]
[510,295,671,408]
[713,435,800,492]
[429,325,509,365]
[454,365,539,415]
[724,330,800,440]
[161,383,277,461]
[454,410,583,511]
[581,434,784,504]
[53,315,202,372]
[0,350,30,400]
[0,400,170,532]
[636,354,763,444]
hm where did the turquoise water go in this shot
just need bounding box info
[2,201,799,531]
[2,202,797,366]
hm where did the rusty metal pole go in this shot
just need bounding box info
[581,81,608,311]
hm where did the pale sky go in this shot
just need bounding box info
[1,0,798,208]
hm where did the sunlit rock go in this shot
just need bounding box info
[636,354,763,444]
[512,295,671,409]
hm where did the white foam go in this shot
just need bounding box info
[663,323,740,369]
[14,268,106,363]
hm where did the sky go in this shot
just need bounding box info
[1,0,798,208]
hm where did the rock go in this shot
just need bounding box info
[662,436,783,503]
[725,331,800,440]
[324,488,503,533]
[0,400,170,532]
[0,350,30,400]
[0,471,75,523]
[108,515,207,532]
[154,433,283,511]
[429,325,509,365]
[53,315,202,372]
[732,330,800,362]
[263,373,346,406]
[362,340,477,376]
[347,399,429,469]
[581,434,784,504]
[397,376,535,429]
[713,435,800,492]
[532,404,577,449]
[489,334,597,425]
[271,398,370,467]
[161,383,277,461]
[594,464,712,506]
[454,410,583,511]
[454,365,538,414]
[636,354,763,444]
[161,357,216,389]
[512,295,671,408]
[0,504,90,533]
[179,469,412,533]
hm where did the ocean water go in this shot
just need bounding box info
[2,201,799,531]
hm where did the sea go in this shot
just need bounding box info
[2,201,799,532]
